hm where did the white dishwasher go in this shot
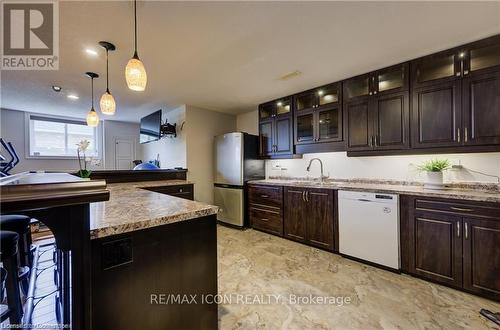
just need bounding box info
[338,190,400,270]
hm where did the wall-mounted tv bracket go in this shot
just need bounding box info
[160,120,177,138]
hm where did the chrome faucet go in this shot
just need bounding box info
[306,158,328,182]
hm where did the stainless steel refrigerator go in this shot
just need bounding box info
[214,132,265,227]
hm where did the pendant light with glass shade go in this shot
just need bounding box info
[125,0,147,91]
[85,72,100,127]
[98,41,117,115]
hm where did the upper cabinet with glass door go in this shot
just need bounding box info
[411,48,460,88]
[259,97,291,121]
[465,35,500,76]
[294,83,340,112]
[375,63,408,95]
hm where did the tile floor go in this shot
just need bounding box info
[217,226,500,329]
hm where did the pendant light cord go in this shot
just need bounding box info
[134,0,138,57]
[91,77,94,109]
[106,49,110,93]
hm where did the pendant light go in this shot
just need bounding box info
[125,0,147,91]
[85,72,100,127]
[99,41,117,115]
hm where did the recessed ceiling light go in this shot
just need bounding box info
[85,49,98,56]
[52,85,62,92]
[67,94,79,100]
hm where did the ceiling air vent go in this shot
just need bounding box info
[279,70,302,81]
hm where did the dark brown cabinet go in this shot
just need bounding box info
[410,211,463,288]
[411,35,500,150]
[248,185,284,236]
[462,217,500,298]
[344,64,409,153]
[294,83,344,153]
[258,97,293,158]
[284,187,334,251]
[284,188,307,242]
[144,184,194,200]
[403,196,500,301]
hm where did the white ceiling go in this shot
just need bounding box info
[2,1,500,123]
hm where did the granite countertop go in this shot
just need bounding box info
[89,180,218,239]
[248,178,500,203]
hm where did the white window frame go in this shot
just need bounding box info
[25,112,100,160]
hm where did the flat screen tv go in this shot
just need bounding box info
[140,110,162,144]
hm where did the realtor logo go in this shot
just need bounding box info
[1,0,59,70]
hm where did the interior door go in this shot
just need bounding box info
[284,187,307,243]
[411,211,463,288]
[462,217,500,300]
[306,189,334,251]
[115,138,135,170]
[373,91,409,150]
[462,70,500,146]
[411,80,462,148]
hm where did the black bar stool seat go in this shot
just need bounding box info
[1,215,32,295]
[0,231,23,324]
[0,230,18,256]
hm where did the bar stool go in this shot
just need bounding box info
[0,231,23,325]
[0,215,32,294]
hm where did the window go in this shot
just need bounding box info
[28,115,98,158]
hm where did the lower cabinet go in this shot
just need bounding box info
[144,184,194,200]
[248,185,284,236]
[284,187,334,251]
[404,196,500,301]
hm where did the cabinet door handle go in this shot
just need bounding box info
[305,191,309,202]
[457,128,461,143]
[456,72,461,77]
[464,127,468,143]
[260,218,269,222]
[450,207,474,212]
[464,70,469,75]
[465,222,469,239]
[457,222,460,237]
[373,91,377,95]
[260,194,269,198]
[374,135,378,146]
[369,92,373,95]
[302,191,305,201]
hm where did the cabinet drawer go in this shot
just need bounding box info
[249,205,283,236]
[415,198,500,219]
[145,185,194,200]
[248,185,283,209]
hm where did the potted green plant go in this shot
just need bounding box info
[76,139,92,179]
[417,159,451,189]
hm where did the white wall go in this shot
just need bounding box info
[0,108,104,173]
[236,110,258,135]
[185,105,236,203]
[267,152,500,183]
[140,106,187,169]
[102,120,141,170]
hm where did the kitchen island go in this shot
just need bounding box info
[0,173,218,329]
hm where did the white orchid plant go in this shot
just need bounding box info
[76,139,92,178]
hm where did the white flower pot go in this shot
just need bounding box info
[424,171,444,190]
